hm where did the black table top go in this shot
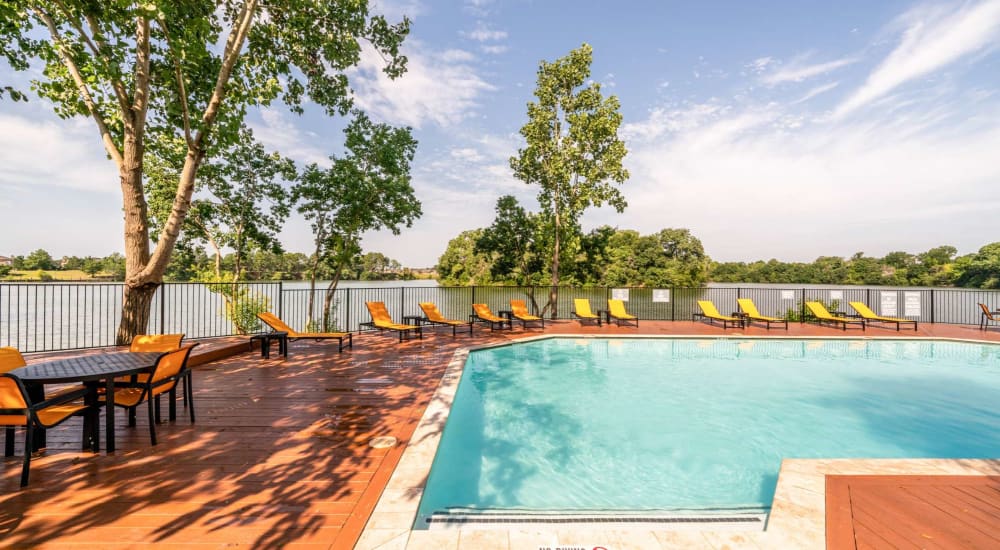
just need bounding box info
[9,352,164,384]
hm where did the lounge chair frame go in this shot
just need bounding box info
[510,300,545,329]
[418,303,473,337]
[470,304,512,331]
[849,302,917,331]
[257,312,353,352]
[362,302,423,342]
[805,302,865,331]
[572,299,602,326]
[693,300,743,330]
[607,299,639,327]
[736,298,788,330]
[979,303,1000,331]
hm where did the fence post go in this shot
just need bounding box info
[400,287,405,318]
[801,288,806,322]
[159,284,167,334]
[471,286,476,309]
[346,287,352,332]
[277,281,284,319]
[930,289,935,324]
[671,287,676,321]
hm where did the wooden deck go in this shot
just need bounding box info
[826,475,1000,549]
[3,321,1000,548]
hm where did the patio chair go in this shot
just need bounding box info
[849,302,917,331]
[978,303,1000,330]
[805,302,865,331]
[573,298,602,326]
[737,298,788,330]
[1,347,86,401]
[694,300,743,329]
[510,299,545,329]
[257,312,352,352]
[419,302,472,336]
[1,373,96,487]
[607,299,639,327]
[471,303,511,330]
[129,334,190,423]
[101,344,198,446]
[363,302,422,342]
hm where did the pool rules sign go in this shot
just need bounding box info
[880,292,898,316]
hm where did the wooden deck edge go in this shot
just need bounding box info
[188,338,252,367]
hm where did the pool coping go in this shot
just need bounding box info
[355,335,1000,549]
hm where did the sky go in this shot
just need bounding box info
[1,0,1000,267]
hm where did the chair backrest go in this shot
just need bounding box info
[419,302,446,322]
[150,345,196,385]
[366,301,394,324]
[736,298,761,318]
[0,347,27,374]
[849,302,877,318]
[130,334,184,352]
[574,299,594,317]
[510,300,530,317]
[257,312,295,334]
[608,299,630,317]
[979,303,995,320]
[697,300,723,318]
[472,303,496,319]
[0,374,30,425]
[805,301,833,319]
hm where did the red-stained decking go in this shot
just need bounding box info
[2,320,1000,548]
[826,475,1000,549]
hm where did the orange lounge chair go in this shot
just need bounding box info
[364,301,422,342]
[419,302,472,336]
[607,299,638,327]
[979,303,1000,330]
[257,312,352,352]
[805,302,864,331]
[510,299,545,329]
[694,300,743,329]
[573,298,602,326]
[471,303,511,331]
[737,298,788,330]
[849,302,917,331]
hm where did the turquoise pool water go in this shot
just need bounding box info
[415,338,1000,525]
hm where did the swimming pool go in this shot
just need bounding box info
[415,338,1000,527]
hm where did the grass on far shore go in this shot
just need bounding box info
[1,270,115,281]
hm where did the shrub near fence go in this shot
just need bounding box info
[3,282,1000,352]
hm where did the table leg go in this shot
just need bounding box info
[26,384,46,451]
[83,382,99,452]
[105,377,116,453]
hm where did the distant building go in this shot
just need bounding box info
[0,256,12,267]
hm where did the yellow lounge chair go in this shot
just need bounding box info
[805,302,865,331]
[471,303,511,331]
[694,300,743,329]
[364,302,422,342]
[510,299,545,329]
[573,298,602,326]
[419,302,472,336]
[737,298,788,330]
[257,312,353,352]
[607,299,638,327]
[849,302,917,331]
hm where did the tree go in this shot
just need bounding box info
[146,128,296,279]
[954,243,1000,288]
[510,43,629,317]
[294,112,421,330]
[436,229,493,286]
[23,249,55,271]
[1,2,409,343]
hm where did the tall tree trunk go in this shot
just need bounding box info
[307,237,322,328]
[322,259,345,331]
[116,128,154,344]
[549,211,560,319]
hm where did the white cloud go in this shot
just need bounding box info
[370,0,425,21]
[349,41,496,128]
[250,108,331,166]
[463,0,495,16]
[792,81,840,104]
[481,44,508,55]
[836,0,1000,117]
[760,56,857,85]
[613,95,1000,262]
[461,22,508,42]
[746,57,774,74]
[0,112,117,194]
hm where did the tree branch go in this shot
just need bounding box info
[50,0,132,115]
[156,16,193,149]
[32,6,124,168]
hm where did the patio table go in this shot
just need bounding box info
[9,351,164,453]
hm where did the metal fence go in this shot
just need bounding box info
[3,281,1000,353]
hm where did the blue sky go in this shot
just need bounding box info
[2,0,1000,267]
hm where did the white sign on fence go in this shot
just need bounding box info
[904,292,921,317]
[652,289,670,302]
[611,288,630,301]
[881,292,898,316]
[781,290,795,300]
[829,290,843,300]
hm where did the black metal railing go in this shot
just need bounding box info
[3,281,1000,353]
